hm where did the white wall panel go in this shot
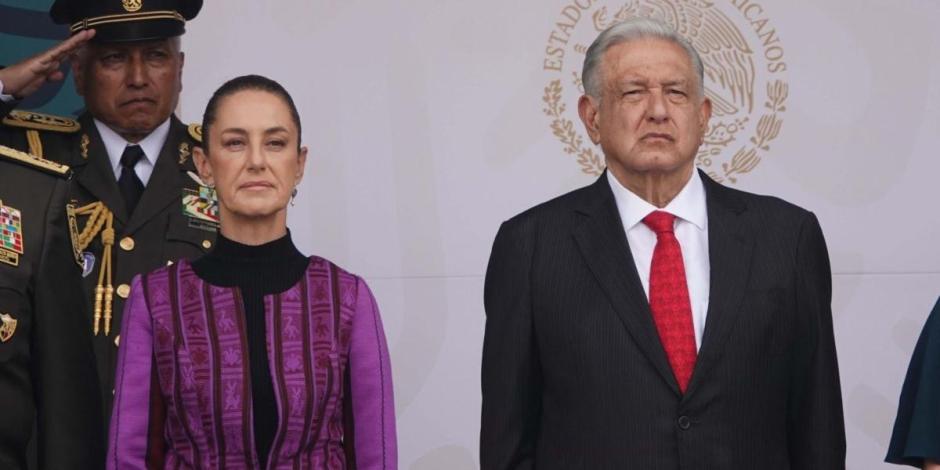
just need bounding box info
[173,1,940,466]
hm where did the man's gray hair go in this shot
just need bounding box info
[582,17,705,99]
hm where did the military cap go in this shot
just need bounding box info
[50,0,202,43]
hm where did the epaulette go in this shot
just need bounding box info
[2,110,80,133]
[187,123,202,143]
[0,144,71,178]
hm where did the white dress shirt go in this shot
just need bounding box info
[607,169,710,350]
[94,118,170,186]
[0,80,14,102]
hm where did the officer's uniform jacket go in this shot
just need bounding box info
[0,145,103,469]
[0,109,219,423]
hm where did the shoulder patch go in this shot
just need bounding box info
[2,110,80,133]
[187,123,202,143]
[0,145,71,178]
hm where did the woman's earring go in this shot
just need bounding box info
[290,187,298,206]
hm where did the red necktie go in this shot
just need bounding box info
[643,210,697,393]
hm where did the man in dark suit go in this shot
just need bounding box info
[481,17,845,469]
[0,145,102,469]
[0,0,217,428]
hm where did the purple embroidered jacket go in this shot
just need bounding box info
[107,257,397,469]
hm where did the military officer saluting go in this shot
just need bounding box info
[0,145,103,469]
[0,0,218,426]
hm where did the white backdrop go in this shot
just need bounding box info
[176,1,940,468]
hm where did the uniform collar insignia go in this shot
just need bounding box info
[178,142,190,164]
[81,134,90,159]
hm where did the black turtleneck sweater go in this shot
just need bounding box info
[191,231,309,465]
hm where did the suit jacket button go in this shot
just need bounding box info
[116,283,131,299]
[119,236,135,251]
[678,415,692,430]
[202,240,212,249]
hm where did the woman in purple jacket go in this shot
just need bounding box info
[107,75,397,469]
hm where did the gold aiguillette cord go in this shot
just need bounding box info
[74,202,115,336]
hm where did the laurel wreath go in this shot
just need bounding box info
[542,78,788,183]
[716,80,788,183]
[542,79,605,176]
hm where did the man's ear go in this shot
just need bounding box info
[578,94,602,144]
[192,146,213,186]
[178,51,185,91]
[698,97,712,143]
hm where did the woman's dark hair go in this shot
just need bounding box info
[201,74,302,153]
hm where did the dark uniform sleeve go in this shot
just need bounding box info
[886,297,940,467]
[0,100,17,120]
[32,178,104,469]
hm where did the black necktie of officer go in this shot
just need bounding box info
[118,145,145,215]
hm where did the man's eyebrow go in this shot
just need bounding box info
[661,79,690,87]
[618,78,649,87]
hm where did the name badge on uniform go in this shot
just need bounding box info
[0,313,17,342]
[182,171,219,232]
[0,201,24,267]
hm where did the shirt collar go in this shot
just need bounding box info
[94,118,171,173]
[606,167,707,231]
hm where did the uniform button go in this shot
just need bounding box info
[119,236,135,251]
[114,335,120,347]
[202,239,212,249]
[677,415,692,430]
[116,283,131,299]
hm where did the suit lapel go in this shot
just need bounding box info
[74,114,129,224]
[124,116,186,235]
[572,175,680,394]
[684,171,754,398]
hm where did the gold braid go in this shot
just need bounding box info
[26,130,43,158]
[73,202,115,336]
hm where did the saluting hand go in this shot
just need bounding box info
[0,29,95,99]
